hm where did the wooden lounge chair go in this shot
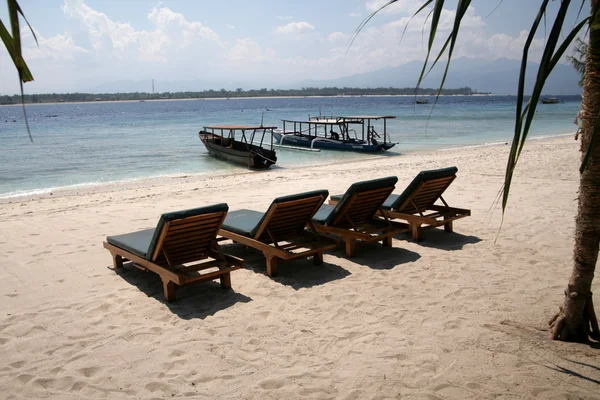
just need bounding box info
[329,167,471,241]
[219,190,337,277]
[312,177,408,257]
[103,203,244,302]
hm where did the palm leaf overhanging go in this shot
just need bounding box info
[1,0,37,141]
[359,0,594,211]
[567,37,587,87]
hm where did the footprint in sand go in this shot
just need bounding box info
[15,374,34,384]
[258,377,286,390]
[145,381,170,392]
[77,366,100,378]
[9,360,26,369]
[32,378,54,389]
[169,349,185,357]
[433,383,474,398]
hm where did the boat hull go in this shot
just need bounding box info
[273,133,395,153]
[199,132,277,169]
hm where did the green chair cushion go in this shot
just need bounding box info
[223,190,329,238]
[319,176,398,225]
[107,228,156,259]
[330,193,397,209]
[312,203,335,224]
[107,203,229,261]
[389,167,457,210]
[221,209,265,238]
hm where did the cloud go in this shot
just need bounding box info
[0,0,554,94]
[275,21,315,35]
[365,0,418,15]
[327,32,349,44]
[62,0,222,63]
[21,28,88,62]
[225,37,275,63]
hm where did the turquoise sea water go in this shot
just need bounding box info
[0,95,581,198]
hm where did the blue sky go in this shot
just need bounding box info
[0,0,589,94]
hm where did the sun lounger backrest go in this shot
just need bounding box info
[327,177,397,227]
[391,167,458,214]
[254,190,328,243]
[148,203,229,266]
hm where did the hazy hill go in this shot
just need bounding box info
[297,57,582,95]
[83,57,581,95]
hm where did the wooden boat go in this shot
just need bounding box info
[198,125,277,169]
[541,97,560,104]
[274,116,396,153]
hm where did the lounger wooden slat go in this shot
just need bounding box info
[384,168,469,241]
[312,177,408,257]
[103,204,244,302]
[219,191,337,277]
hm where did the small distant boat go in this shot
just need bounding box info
[198,125,277,169]
[541,97,560,104]
[45,114,58,117]
[415,99,429,104]
[274,115,396,153]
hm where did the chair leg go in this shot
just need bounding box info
[266,256,278,277]
[411,223,422,242]
[162,280,176,302]
[345,238,356,257]
[112,253,123,269]
[382,236,393,247]
[220,272,231,289]
[313,252,323,265]
[444,219,454,233]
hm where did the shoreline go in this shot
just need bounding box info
[3,93,575,107]
[0,133,576,203]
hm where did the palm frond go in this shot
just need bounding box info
[566,36,587,86]
[356,0,591,214]
[1,0,36,142]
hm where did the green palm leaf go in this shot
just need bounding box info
[1,0,37,141]
[360,0,592,211]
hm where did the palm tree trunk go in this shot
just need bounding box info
[550,0,600,342]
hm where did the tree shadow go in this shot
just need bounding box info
[395,229,482,251]
[545,363,600,386]
[564,359,600,371]
[112,263,252,320]
[335,245,421,269]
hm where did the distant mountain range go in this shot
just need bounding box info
[84,57,582,95]
[296,57,582,95]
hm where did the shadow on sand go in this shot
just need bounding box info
[113,263,252,319]
[546,359,600,385]
[218,242,351,289]
[395,229,482,251]
[333,244,421,269]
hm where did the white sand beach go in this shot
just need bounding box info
[0,136,598,399]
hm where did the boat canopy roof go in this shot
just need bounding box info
[285,115,396,124]
[203,125,277,130]
[338,115,396,120]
